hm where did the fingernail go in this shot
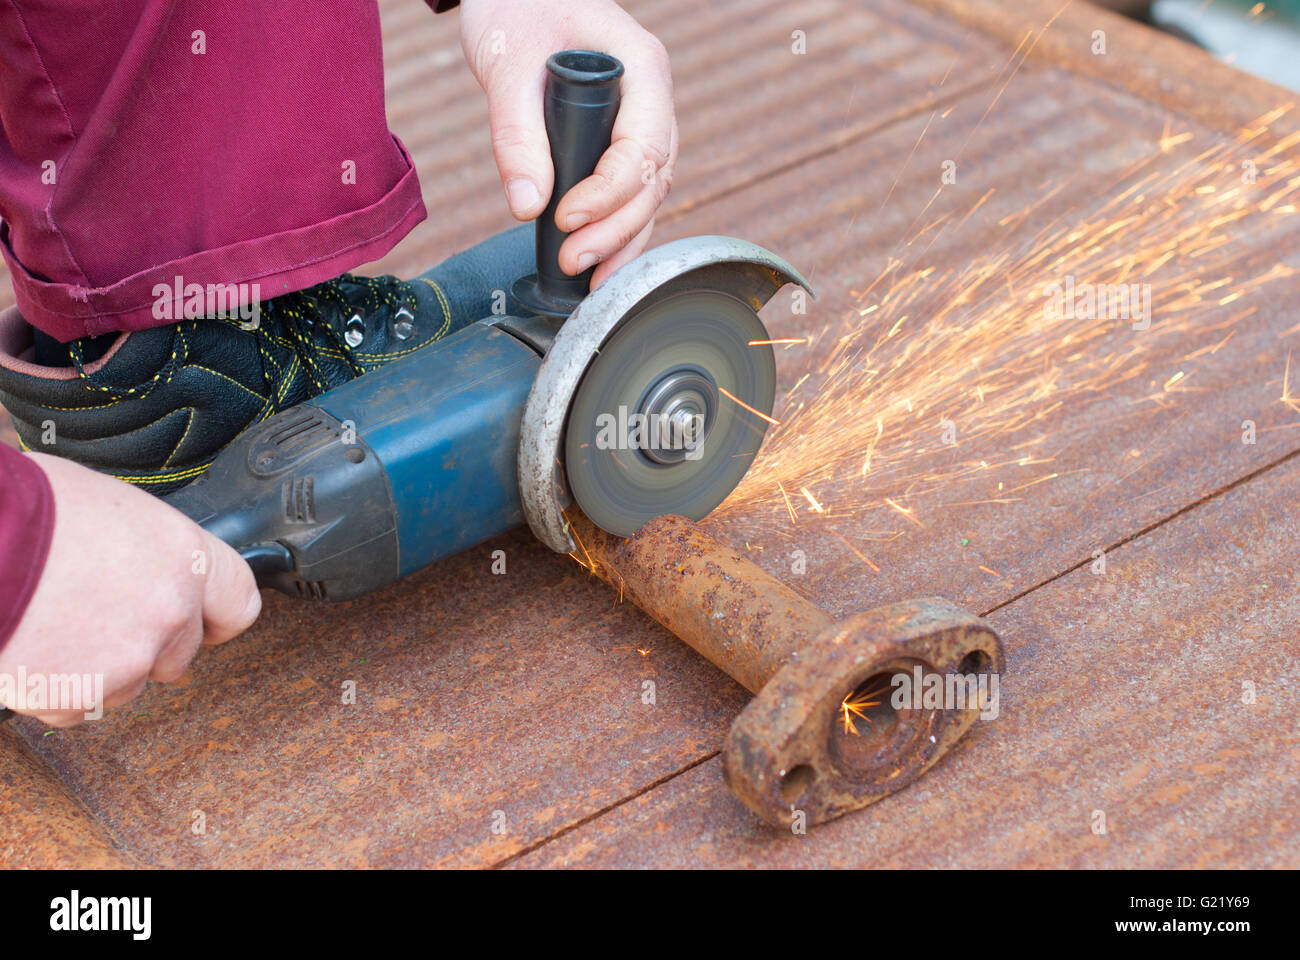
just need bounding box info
[242,588,264,627]
[506,178,541,214]
[564,211,591,231]
[576,252,600,272]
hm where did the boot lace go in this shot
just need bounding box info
[67,275,417,411]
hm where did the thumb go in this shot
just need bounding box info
[198,531,262,645]
[484,63,553,221]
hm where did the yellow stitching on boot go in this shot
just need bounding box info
[33,359,267,416]
[276,355,301,404]
[17,406,199,454]
[70,320,194,401]
[112,461,210,485]
[184,365,266,404]
[237,281,438,365]
[49,278,440,484]
[352,338,437,363]
[420,278,452,341]
[163,407,197,468]
[25,398,121,413]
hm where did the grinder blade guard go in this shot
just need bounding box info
[510,48,814,551]
[517,237,812,553]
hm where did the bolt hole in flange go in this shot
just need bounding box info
[958,649,991,675]
[779,763,815,803]
[830,663,932,781]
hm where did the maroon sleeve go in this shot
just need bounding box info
[0,446,54,652]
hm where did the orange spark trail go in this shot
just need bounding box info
[719,385,780,425]
[712,100,1300,552]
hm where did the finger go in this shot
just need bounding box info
[484,61,552,220]
[592,218,655,288]
[609,37,675,176]
[556,113,674,275]
[103,672,149,711]
[198,533,262,646]
[558,177,664,275]
[26,710,87,728]
[554,138,650,232]
[151,610,205,682]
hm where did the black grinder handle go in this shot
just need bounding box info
[512,50,624,318]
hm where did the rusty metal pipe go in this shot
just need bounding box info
[567,510,1004,827]
[568,512,831,694]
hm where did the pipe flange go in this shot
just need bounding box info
[722,597,1004,827]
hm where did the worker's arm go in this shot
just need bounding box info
[452,0,678,288]
[0,453,260,726]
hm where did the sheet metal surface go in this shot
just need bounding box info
[0,0,1295,868]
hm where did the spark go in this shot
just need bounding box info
[776,480,798,525]
[1159,122,1194,153]
[953,1,1071,163]
[885,498,924,527]
[709,97,1299,554]
[800,486,825,513]
[860,418,884,476]
[840,676,891,735]
[831,531,880,572]
[719,385,780,425]
[618,29,1300,595]
[1284,352,1300,414]
[880,109,940,211]
[567,518,596,572]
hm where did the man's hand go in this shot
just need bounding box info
[460,0,677,287]
[0,454,261,726]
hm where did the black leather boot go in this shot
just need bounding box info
[0,225,533,494]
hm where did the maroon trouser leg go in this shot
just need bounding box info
[0,0,460,650]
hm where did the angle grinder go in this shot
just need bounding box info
[166,50,812,600]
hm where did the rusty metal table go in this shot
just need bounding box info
[1,0,1296,868]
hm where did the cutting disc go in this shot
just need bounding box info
[564,290,777,536]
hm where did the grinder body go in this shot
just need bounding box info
[166,317,546,601]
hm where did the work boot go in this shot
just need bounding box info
[0,225,533,495]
